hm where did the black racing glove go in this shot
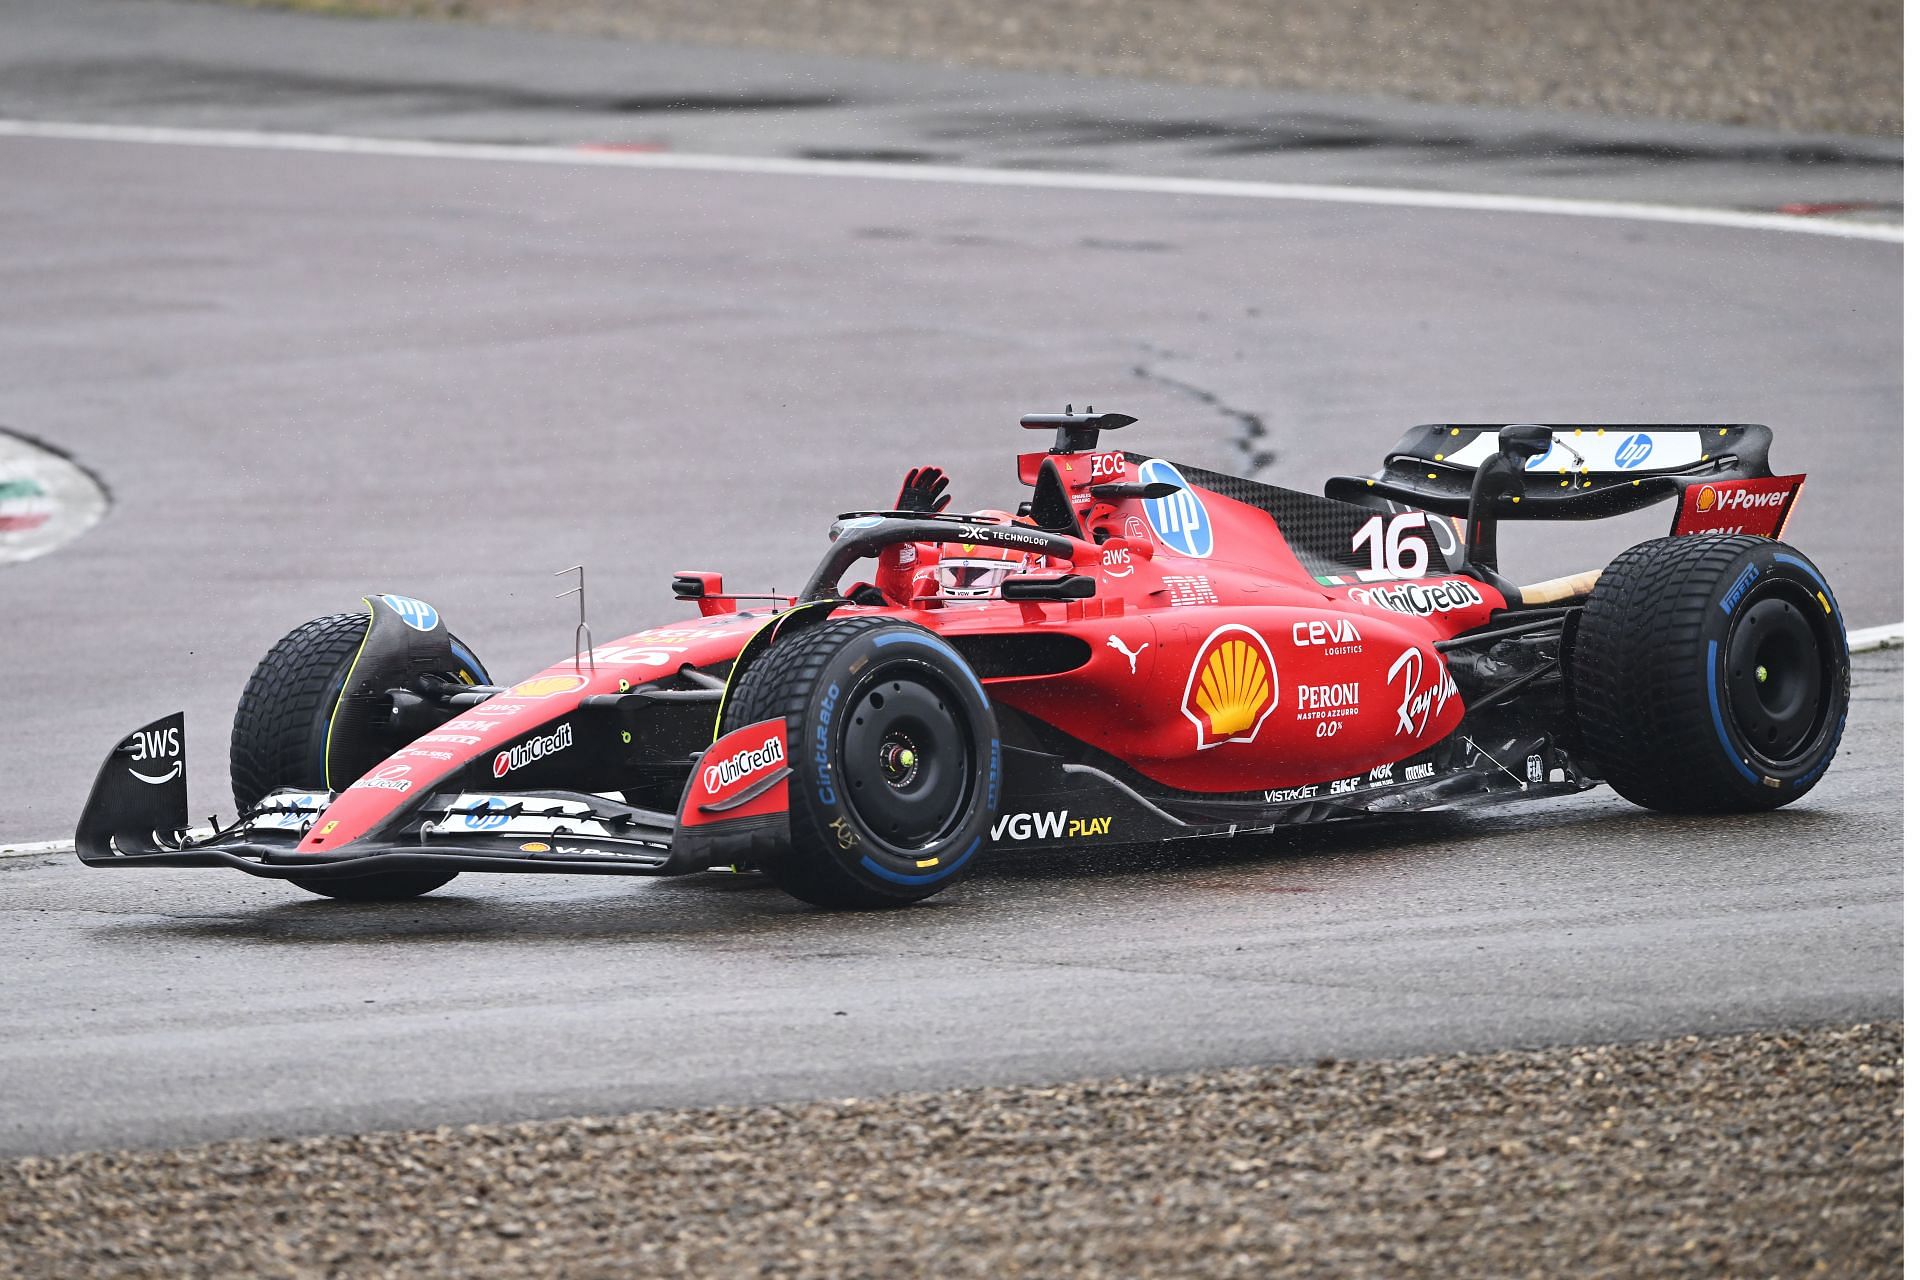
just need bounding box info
[894,466,951,515]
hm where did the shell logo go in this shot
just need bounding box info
[1697,485,1717,512]
[510,674,588,698]
[1181,624,1278,750]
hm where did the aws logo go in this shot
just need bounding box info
[1182,624,1276,750]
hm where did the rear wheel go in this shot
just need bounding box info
[1572,535,1848,812]
[230,609,489,901]
[721,617,999,908]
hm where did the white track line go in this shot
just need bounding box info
[0,839,74,860]
[1847,623,1904,652]
[7,622,1899,859]
[2,828,219,860]
[0,119,1902,243]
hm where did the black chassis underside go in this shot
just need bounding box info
[78,605,1589,879]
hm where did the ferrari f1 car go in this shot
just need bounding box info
[77,414,1849,908]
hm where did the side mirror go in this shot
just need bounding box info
[1001,574,1098,601]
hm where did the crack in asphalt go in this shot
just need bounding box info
[1130,348,1275,475]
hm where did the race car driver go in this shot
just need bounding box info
[854,466,1046,607]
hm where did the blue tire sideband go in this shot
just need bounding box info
[1704,639,1761,784]
[845,628,996,887]
[860,836,984,885]
[1707,551,1847,790]
[1771,551,1847,633]
[872,630,993,711]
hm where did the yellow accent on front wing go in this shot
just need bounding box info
[710,602,835,741]
[320,598,378,791]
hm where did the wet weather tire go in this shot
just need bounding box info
[230,612,367,812]
[721,617,1000,908]
[230,610,488,901]
[1572,535,1848,812]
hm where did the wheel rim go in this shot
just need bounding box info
[1723,586,1832,769]
[840,669,973,850]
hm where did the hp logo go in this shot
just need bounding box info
[380,594,440,632]
[1137,459,1213,558]
[1614,433,1655,470]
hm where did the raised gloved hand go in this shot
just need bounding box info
[894,466,951,515]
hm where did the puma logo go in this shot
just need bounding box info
[1106,635,1147,674]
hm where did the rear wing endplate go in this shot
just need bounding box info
[1326,424,1775,520]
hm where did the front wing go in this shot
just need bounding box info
[75,711,1597,883]
[73,713,789,880]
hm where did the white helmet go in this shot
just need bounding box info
[936,510,1031,598]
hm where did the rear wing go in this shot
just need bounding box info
[1325,424,1777,521]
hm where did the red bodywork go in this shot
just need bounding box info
[298,447,1503,854]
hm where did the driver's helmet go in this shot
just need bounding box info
[936,509,1031,598]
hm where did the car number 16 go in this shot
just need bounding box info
[1351,513,1431,581]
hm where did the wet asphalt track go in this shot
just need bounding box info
[0,3,1903,1154]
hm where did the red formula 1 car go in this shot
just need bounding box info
[77,413,1849,908]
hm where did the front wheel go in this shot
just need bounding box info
[721,617,1000,908]
[231,606,489,902]
[1572,535,1849,812]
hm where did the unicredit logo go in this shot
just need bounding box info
[1347,579,1482,617]
[492,723,574,778]
[704,735,785,793]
